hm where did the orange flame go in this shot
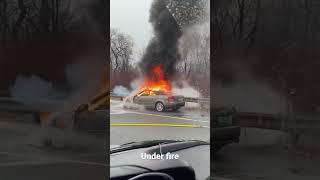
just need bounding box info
[139,65,172,94]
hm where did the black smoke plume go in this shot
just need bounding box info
[138,0,182,80]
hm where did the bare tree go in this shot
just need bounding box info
[178,23,210,78]
[110,28,136,89]
[110,28,134,73]
[0,0,74,42]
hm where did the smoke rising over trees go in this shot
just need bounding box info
[110,0,210,96]
[138,0,182,81]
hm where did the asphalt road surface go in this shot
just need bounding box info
[213,128,320,180]
[110,100,210,145]
[0,121,107,180]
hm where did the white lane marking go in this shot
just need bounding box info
[201,126,210,128]
[111,111,210,123]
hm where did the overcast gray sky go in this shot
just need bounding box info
[110,0,153,52]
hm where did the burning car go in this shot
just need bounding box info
[129,89,185,112]
[123,65,185,112]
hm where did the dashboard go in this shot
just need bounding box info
[110,141,210,180]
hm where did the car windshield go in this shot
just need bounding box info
[138,91,150,96]
[153,91,166,95]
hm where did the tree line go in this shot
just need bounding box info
[213,0,320,112]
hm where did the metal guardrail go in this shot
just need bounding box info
[0,97,61,112]
[184,97,198,103]
[0,97,37,113]
[184,97,210,103]
[237,112,282,130]
[110,95,124,101]
[237,112,320,135]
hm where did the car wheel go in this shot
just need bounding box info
[155,102,165,112]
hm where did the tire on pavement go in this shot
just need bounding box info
[155,102,165,112]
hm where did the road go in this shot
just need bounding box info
[110,100,210,145]
[0,99,209,179]
[0,120,107,180]
[213,128,320,180]
[0,160,106,180]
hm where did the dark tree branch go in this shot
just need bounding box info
[12,0,27,39]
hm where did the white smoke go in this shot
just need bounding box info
[172,81,200,98]
[10,76,66,102]
[10,57,106,148]
[214,81,286,114]
[10,57,104,107]
[112,85,130,96]
[130,78,143,91]
[214,64,286,114]
[45,57,106,125]
[172,81,202,109]
[9,56,106,128]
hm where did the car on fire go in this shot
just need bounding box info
[125,89,185,112]
[213,106,241,152]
